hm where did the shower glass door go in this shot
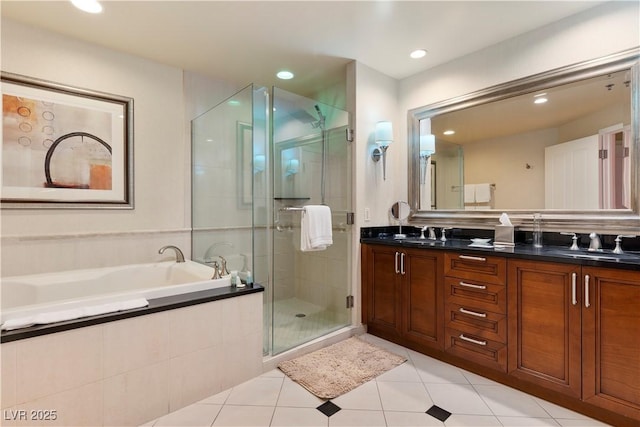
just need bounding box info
[270,87,352,355]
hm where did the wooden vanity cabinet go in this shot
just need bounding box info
[581,266,640,420]
[507,259,582,397]
[444,252,508,372]
[508,259,640,420]
[361,244,444,352]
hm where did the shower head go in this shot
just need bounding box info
[313,105,326,129]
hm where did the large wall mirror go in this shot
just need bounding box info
[408,48,640,233]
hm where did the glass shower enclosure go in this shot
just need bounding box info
[191,85,352,356]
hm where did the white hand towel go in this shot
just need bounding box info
[1,298,149,331]
[464,184,476,203]
[475,183,492,203]
[300,205,333,251]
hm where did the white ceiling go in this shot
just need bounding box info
[2,1,606,96]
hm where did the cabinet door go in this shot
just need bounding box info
[362,244,403,341]
[403,249,443,351]
[582,267,640,420]
[507,259,582,398]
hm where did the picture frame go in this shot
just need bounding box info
[1,72,134,209]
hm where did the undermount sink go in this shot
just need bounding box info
[547,248,640,262]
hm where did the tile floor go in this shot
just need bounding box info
[142,334,610,427]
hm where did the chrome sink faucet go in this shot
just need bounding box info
[158,245,185,263]
[588,233,602,252]
[419,226,437,240]
[613,235,637,254]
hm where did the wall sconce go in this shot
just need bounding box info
[285,158,299,177]
[420,134,436,184]
[254,154,266,173]
[372,121,393,180]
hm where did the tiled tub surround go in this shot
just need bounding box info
[1,288,264,426]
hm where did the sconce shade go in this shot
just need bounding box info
[420,134,436,156]
[286,158,300,176]
[375,121,393,146]
[254,154,266,173]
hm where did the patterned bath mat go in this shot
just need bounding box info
[278,336,407,399]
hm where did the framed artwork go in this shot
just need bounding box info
[1,72,134,209]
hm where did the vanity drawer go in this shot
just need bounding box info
[445,302,506,343]
[445,327,507,372]
[445,277,506,314]
[444,252,506,285]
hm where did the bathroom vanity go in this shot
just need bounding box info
[360,230,640,427]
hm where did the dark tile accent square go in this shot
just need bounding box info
[426,405,452,422]
[316,400,341,417]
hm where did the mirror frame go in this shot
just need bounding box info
[407,48,640,234]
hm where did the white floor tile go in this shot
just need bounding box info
[497,416,561,426]
[444,414,503,426]
[376,381,433,412]
[332,380,383,411]
[276,377,324,408]
[270,407,328,427]
[376,361,421,382]
[211,405,275,427]
[154,403,222,426]
[385,410,445,426]
[328,409,386,427]
[474,384,550,418]
[531,397,594,420]
[225,377,284,407]
[424,383,493,416]
[411,354,470,384]
[152,334,611,427]
[199,388,232,405]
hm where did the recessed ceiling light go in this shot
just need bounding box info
[410,49,427,59]
[70,0,103,13]
[277,70,294,80]
[533,93,548,104]
[443,130,455,135]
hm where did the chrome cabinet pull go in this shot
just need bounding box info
[571,272,577,305]
[395,252,400,274]
[459,255,487,262]
[459,281,487,290]
[584,274,590,308]
[400,253,406,275]
[459,307,487,318]
[459,334,487,346]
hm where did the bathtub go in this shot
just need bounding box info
[1,260,230,330]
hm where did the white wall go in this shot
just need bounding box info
[398,1,640,214]
[0,21,239,276]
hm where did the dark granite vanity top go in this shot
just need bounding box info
[361,226,640,271]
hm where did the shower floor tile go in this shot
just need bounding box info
[271,297,347,354]
[143,334,612,427]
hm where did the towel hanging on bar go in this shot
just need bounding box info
[300,205,333,251]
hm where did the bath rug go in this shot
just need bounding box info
[278,336,406,399]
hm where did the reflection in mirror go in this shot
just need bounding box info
[408,48,639,231]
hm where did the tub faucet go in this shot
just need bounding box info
[588,233,602,252]
[158,245,185,263]
[219,256,230,276]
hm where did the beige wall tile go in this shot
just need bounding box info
[169,347,223,412]
[168,301,223,358]
[104,361,169,427]
[222,293,263,345]
[103,311,169,377]
[220,330,263,391]
[15,326,103,403]
[12,381,103,427]
[1,342,17,409]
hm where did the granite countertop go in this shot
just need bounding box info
[360,227,640,271]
